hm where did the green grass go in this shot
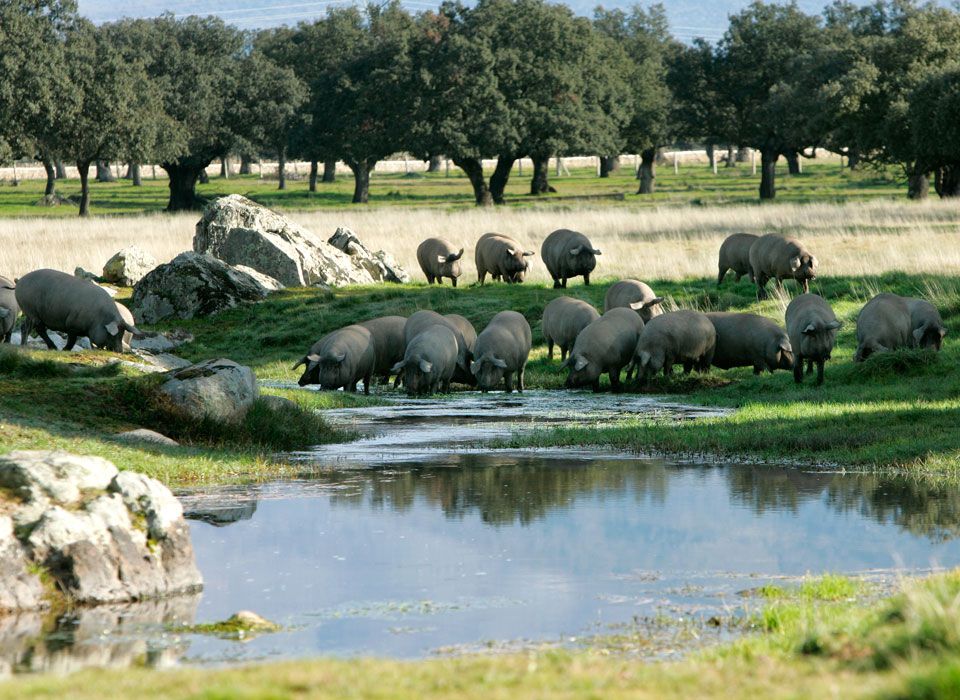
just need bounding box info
[0,161,906,217]
[6,571,960,698]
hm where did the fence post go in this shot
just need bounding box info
[751,150,757,176]
[673,151,679,175]
[445,159,450,178]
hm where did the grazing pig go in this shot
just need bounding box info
[706,312,794,374]
[540,229,602,288]
[15,269,143,352]
[470,311,532,393]
[475,233,535,284]
[391,325,459,396]
[785,293,842,385]
[445,313,479,385]
[542,296,600,361]
[749,233,818,299]
[0,276,17,343]
[854,293,912,362]
[629,310,716,385]
[905,298,947,351]
[359,315,407,383]
[417,238,464,286]
[292,325,376,393]
[603,279,664,322]
[717,233,758,285]
[565,308,644,393]
[404,310,473,380]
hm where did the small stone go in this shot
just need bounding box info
[228,610,280,632]
[74,267,100,281]
[102,246,158,287]
[115,429,179,447]
[258,395,298,412]
[158,358,259,424]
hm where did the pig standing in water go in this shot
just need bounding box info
[603,279,664,322]
[391,325,459,396]
[629,310,716,385]
[404,310,473,384]
[854,293,912,362]
[542,296,600,361]
[564,308,644,393]
[471,311,532,393]
[0,276,17,343]
[292,325,376,393]
[717,233,758,285]
[16,269,142,352]
[706,312,793,374]
[540,229,601,288]
[359,315,407,384]
[417,238,464,286]
[785,293,842,385]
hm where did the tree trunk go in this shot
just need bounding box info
[309,160,318,192]
[54,159,67,179]
[427,155,442,173]
[322,159,336,183]
[759,149,778,200]
[706,144,715,170]
[489,156,515,205]
[77,161,91,217]
[122,162,132,179]
[785,150,801,175]
[277,149,287,190]
[41,155,56,196]
[847,150,860,170]
[530,154,552,195]
[162,162,205,211]
[198,169,209,184]
[220,156,229,179]
[725,145,736,167]
[239,154,252,175]
[347,160,372,203]
[95,160,116,183]
[736,146,752,163]
[638,148,656,194]
[599,156,620,178]
[935,166,960,198]
[454,157,492,206]
[908,171,929,200]
[130,163,142,187]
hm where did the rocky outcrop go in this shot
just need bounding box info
[0,451,202,611]
[328,227,410,284]
[130,252,279,323]
[158,358,258,424]
[194,195,374,287]
[102,246,158,287]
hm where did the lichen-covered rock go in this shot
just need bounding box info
[0,451,202,611]
[130,252,278,323]
[194,195,374,287]
[102,246,157,287]
[158,358,258,424]
[328,227,410,283]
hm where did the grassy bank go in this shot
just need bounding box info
[0,161,902,218]
[160,270,960,475]
[4,571,960,698]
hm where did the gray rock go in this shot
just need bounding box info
[0,451,202,609]
[258,395,297,412]
[102,246,158,287]
[73,267,100,281]
[115,429,179,447]
[158,358,258,423]
[130,252,276,324]
[194,195,374,287]
[328,227,410,283]
[234,264,286,291]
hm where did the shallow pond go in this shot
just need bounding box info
[6,391,960,673]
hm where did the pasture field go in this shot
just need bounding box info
[0,160,901,218]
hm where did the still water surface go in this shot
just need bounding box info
[7,391,960,672]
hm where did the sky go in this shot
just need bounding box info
[77,0,945,42]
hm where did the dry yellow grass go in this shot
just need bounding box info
[1,199,958,283]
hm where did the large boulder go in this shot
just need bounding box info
[158,358,258,424]
[131,251,279,323]
[328,227,410,283]
[0,451,202,610]
[194,195,375,287]
[102,246,158,287]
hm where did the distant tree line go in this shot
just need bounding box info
[2,0,960,215]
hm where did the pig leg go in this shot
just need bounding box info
[363,373,371,396]
[663,363,673,377]
[592,378,601,393]
[584,273,590,286]
[561,278,567,289]
[801,278,810,293]
[717,267,726,286]
[553,278,561,289]
[755,274,768,300]
[609,370,621,394]
[547,339,554,360]
[504,372,514,393]
[63,334,78,351]
[682,360,693,375]
[518,366,525,392]
[452,278,458,288]
[816,360,825,386]
[806,359,814,375]
[753,363,763,376]
[35,323,57,350]
[478,269,487,285]
[793,356,804,384]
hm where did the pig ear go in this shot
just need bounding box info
[628,300,646,311]
[780,341,793,353]
[506,248,516,256]
[569,245,583,256]
[826,320,842,331]
[913,327,925,344]
[491,357,508,369]
[390,360,406,373]
[0,308,8,319]
[437,255,447,264]
[523,250,535,257]
[639,350,652,367]
[330,352,346,363]
[802,323,817,335]
[104,321,120,336]
[292,356,307,370]
[122,322,146,339]
[470,360,479,375]
[649,297,664,307]
[307,353,322,363]
[419,359,433,373]
[574,356,589,371]
[592,248,602,255]
[789,256,801,271]
[809,255,818,268]
[449,248,464,262]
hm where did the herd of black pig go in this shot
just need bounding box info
[0,229,945,394]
